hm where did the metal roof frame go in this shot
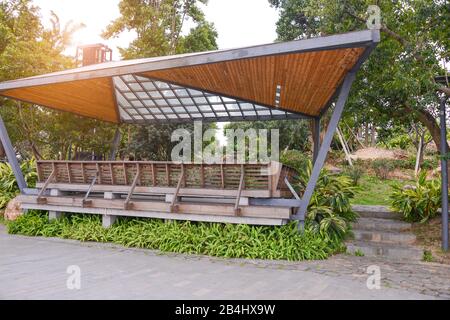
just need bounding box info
[0,29,379,91]
[0,29,380,125]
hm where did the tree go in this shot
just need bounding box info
[225,120,310,154]
[269,0,450,153]
[0,0,119,161]
[103,0,219,161]
[102,0,218,58]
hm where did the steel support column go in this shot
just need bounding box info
[294,73,356,224]
[109,126,121,161]
[0,114,27,193]
[440,97,449,251]
[312,117,321,164]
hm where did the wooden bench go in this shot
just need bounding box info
[35,161,296,198]
[20,160,299,226]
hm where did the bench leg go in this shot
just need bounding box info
[102,215,117,228]
[49,211,64,221]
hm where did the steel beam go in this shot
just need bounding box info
[312,117,321,164]
[293,72,356,223]
[0,114,27,193]
[440,97,449,251]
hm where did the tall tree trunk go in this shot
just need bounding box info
[370,124,376,147]
[405,104,450,154]
[364,122,369,146]
[415,134,424,176]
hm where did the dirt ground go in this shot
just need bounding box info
[412,217,450,265]
[350,147,408,161]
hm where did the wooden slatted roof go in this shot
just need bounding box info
[0,29,379,124]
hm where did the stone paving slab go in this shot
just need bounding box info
[0,225,448,300]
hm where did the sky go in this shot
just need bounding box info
[33,0,280,59]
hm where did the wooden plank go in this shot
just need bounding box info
[151,163,156,186]
[200,164,205,188]
[220,164,225,189]
[19,201,287,226]
[2,77,119,123]
[234,164,245,216]
[143,47,365,117]
[20,195,291,219]
[81,162,86,184]
[36,168,56,204]
[82,170,99,207]
[123,163,128,185]
[35,160,292,198]
[170,164,184,213]
[96,163,102,185]
[109,163,115,185]
[124,164,140,209]
[35,183,273,198]
[66,162,72,184]
[36,162,43,182]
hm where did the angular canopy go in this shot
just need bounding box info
[0,29,380,124]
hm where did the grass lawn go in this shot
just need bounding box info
[351,175,413,206]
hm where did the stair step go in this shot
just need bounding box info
[352,217,411,232]
[346,241,423,261]
[352,205,402,220]
[352,229,416,245]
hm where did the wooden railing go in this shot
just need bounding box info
[36,161,296,198]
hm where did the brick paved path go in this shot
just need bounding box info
[0,225,448,300]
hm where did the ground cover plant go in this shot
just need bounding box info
[0,160,37,209]
[294,161,357,241]
[390,172,441,223]
[7,211,346,261]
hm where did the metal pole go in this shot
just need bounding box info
[312,117,320,164]
[440,97,448,251]
[109,126,121,161]
[294,73,356,224]
[0,114,27,193]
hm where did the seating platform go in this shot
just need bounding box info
[19,160,300,226]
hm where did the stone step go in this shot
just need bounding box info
[346,240,423,261]
[352,217,412,232]
[352,229,416,245]
[352,205,402,220]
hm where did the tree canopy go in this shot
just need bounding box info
[102,0,219,160]
[0,0,219,161]
[269,0,450,152]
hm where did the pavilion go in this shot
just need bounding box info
[0,29,380,227]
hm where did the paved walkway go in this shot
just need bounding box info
[0,225,449,300]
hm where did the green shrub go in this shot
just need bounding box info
[382,134,411,150]
[371,159,395,180]
[344,165,365,186]
[280,150,309,173]
[7,211,345,261]
[295,161,357,241]
[395,156,438,171]
[0,159,37,209]
[423,250,433,262]
[390,172,441,223]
